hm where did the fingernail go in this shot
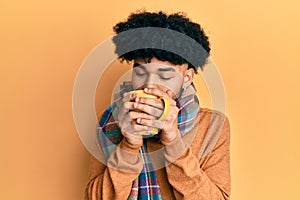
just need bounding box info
[135,97,139,102]
[144,88,148,92]
[137,118,141,123]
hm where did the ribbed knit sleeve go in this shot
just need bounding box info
[85,138,143,200]
[164,113,231,200]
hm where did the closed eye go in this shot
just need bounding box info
[134,71,147,76]
[159,75,174,80]
[133,66,147,76]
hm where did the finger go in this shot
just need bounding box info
[132,123,155,132]
[123,101,136,110]
[128,111,156,120]
[143,88,168,98]
[166,89,175,99]
[135,96,164,110]
[119,93,138,116]
[119,110,156,129]
[118,114,131,128]
[133,102,163,118]
[122,92,137,103]
[118,102,129,117]
[123,123,154,135]
[119,101,139,117]
[144,88,176,106]
[136,118,166,130]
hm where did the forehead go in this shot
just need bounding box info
[134,58,188,73]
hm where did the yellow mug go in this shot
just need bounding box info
[127,90,170,135]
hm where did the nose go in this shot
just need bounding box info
[144,74,157,89]
[144,82,156,89]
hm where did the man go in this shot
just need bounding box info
[85,11,230,200]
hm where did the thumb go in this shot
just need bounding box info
[166,89,173,98]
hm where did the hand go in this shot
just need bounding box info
[117,92,156,147]
[133,88,179,144]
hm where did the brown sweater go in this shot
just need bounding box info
[85,107,231,200]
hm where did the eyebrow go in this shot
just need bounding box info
[133,63,145,69]
[133,63,175,72]
[158,67,175,72]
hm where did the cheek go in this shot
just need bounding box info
[160,77,184,95]
[132,75,145,89]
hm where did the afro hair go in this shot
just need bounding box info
[112,11,211,72]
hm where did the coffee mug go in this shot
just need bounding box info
[127,90,170,135]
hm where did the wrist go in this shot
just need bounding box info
[160,130,180,145]
[121,137,142,153]
[162,132,187,163]
[107,138,143,173]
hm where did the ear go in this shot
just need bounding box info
[184,68,195,85]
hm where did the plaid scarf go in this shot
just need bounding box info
[97,82,199,200]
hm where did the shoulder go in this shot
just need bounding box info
[199,107,228,121]
[188,107,230,158]
[198,107,230,131]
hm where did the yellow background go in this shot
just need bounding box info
[1,0,300,199]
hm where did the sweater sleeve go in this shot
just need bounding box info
[164,117,231,200]
[85,138,144,200]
